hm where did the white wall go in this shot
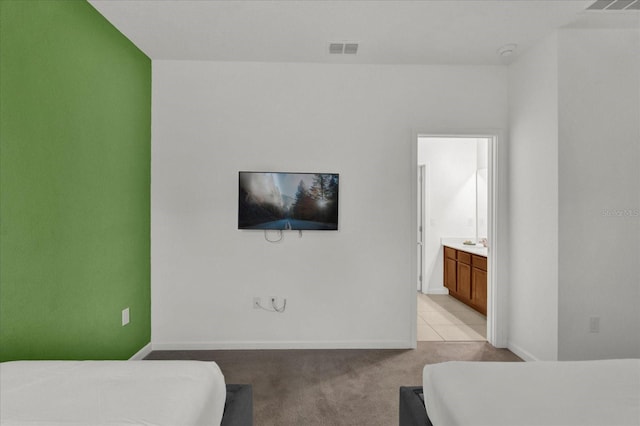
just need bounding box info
[477,138,489,238]
[507,22,640,361]
[417,138,481,294]
[557,26,640,360]
[477,168,488,239]
[507,33,559,361]
[151,61,507,349]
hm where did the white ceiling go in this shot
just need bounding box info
[89,0,604,65]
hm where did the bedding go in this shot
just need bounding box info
[0,360,228,426]
[421,359,640,426]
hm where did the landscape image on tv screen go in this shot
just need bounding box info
[239,172,339,230]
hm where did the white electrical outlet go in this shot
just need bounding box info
[253,297,261,309]
[589,316,600,333]
[122,307,130,326]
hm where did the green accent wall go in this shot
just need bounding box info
[0,0,151,361]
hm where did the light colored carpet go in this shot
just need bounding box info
[146,342,521,426]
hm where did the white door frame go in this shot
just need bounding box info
[417,164,425,292]
[410,129,507,348]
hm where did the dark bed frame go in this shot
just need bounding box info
[222,384,253,426]
[399,386,432,426]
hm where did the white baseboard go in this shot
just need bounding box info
[129,342,153,360]
[507,342,540,362]
[423,287,449,295]
[151,340,413,351]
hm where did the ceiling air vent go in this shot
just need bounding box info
[328,42,359,55]
[587,0,639,10]
[329,43,344,54]
[344,43,358,55]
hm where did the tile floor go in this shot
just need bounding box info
[417,293,486,341]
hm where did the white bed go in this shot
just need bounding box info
[422,359,640,426]
[0,360,227,426]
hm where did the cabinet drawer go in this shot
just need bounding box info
[472,255,487,271]
[457,251,471,264]
[444,246,457,260]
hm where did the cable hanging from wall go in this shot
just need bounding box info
[263,229,284,243]
[263,229,303,243]
[255,297,287,313]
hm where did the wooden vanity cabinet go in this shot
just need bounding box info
[456,252,471,300]
[443,247,487,315]
[471,255,487,315]
[444,247,457,292]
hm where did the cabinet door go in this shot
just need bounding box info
[471,267,487,315]
[457,262,471,300]
[444,258,457,292]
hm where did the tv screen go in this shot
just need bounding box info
[238,172,339,230]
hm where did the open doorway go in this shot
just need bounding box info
[411,132,504,347]
[417,136,488,341]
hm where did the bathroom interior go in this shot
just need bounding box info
[417,136,489,342]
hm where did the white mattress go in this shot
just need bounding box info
[0,360,227,426]
[423,359,640,426]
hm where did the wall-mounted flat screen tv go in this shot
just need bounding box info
[239,171,339,230]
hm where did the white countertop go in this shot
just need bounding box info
[441,238,488,257]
